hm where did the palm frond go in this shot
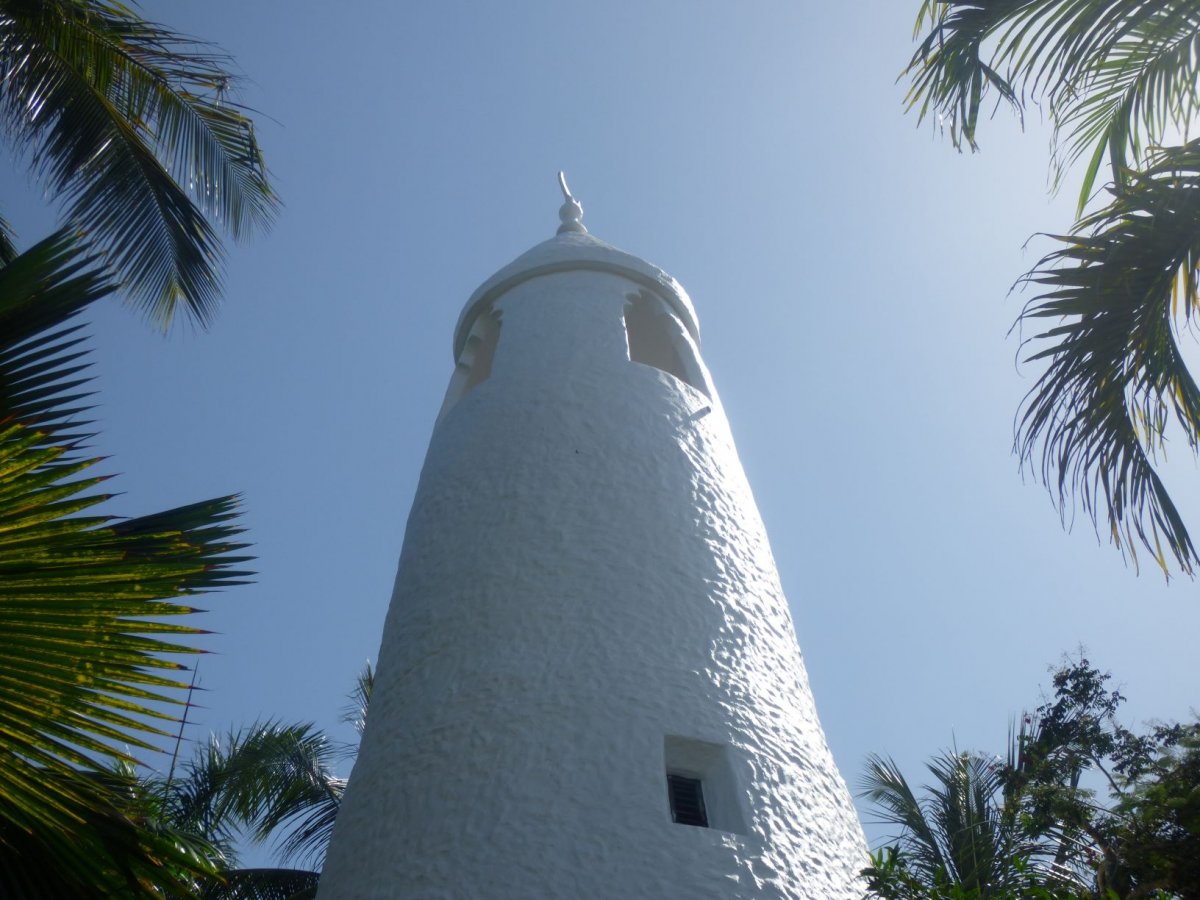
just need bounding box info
[904,0,1026,151]
[240,725,344,868]
[0,762,221,897]
[861,748,1083,897]
[860,753,952,884]
[905,1,1200,203]
[1050,6,1200,210]
[924,752,1012,890]
[167,727,248,864]
[0,227,112,446]
[0,0,277,327]
[179,722,345,870]
[0,435,253,763]
[904,0,1129,148]
[0,225,254,892]
[0,214,17,264]
[1016,139,1200,576]
[200,867,320,900]
[273,790,340,870]
[340,661,374,738]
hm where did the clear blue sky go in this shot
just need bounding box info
[2,0,1197,862]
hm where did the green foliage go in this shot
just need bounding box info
[863,844,1080,899]
[0,0,277,328]
[142,665,375,898]
[342,662,374,739]
[207,722,345,870]
[0,228,252,894]
[905,1,1200,576]
[907,1,1200,204]
[864,656,1200,899]
[199,868,320,900]
[0,3,276,893]
[860,750,1084,898]
[154,721,340,895]
[1017,141,1200,576]
[1011,657,1200,898]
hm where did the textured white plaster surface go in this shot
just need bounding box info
[318,237,868,899]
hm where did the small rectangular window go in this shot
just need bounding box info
[663,736,747,834]
[666,773,709,827]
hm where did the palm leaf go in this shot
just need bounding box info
[159,672,372,893]
[0,424,253,893]
[0,227,112,447]
[222,723,345,869]
[0,0,277,327]
[0,215,17,265]
[907,2,1200,576]
[923,752,1011,890]
[861,749,1082,896]
[0,228,254,893]
[200,868,320,900]
[861,753,952,885]
[1050,5,1200,210]
[1016,139,1200,575]
[904,0,1025,151]
[340,661,374,739]
[162,722,346,874]
[0,763,221,897]
[905,1,1200,204]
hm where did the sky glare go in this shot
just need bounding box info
[2,0,1197,863]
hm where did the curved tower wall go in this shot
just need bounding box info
[318,234,867,898]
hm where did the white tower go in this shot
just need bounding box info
[318,179,867,899]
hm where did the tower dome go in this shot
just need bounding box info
[318,180,867,899]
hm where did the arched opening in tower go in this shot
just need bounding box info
[437,308,501,421]
[623,291,706,394]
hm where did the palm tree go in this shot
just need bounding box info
[150,665,374,899]
[859,749,1084,898]
[0,3,274,892]
[904,1,1200,577]
[0,0,276,328]
[223,665,372,874]
[0,4,278,895]
[0,228,254,895]
[155,722,336,900]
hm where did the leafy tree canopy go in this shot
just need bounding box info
[863,655,1200,899]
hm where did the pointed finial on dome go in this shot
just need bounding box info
[556,171,587,235]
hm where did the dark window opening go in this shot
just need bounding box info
[667,773,709,828]
[663,736,746,834]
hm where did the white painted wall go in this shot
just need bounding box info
[318,233,868,899]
